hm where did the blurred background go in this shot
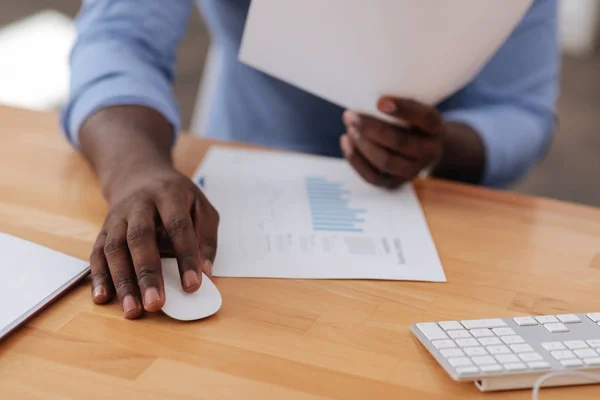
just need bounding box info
[0,1,598,206]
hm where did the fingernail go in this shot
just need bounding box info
[349,127,360,141]
[340,135,353,157]
[122,295,138,317]
[144,287,161,308]
[343,110,361,127]
[204,260,213,277]
[379,99,396,113]
[183,270,200,289]
[93,285,107,301]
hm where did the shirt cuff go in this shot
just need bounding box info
[442,106,552,188]
[60,74,181,150]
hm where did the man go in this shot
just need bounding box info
[62,0,559,319]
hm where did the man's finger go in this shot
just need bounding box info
[351,113,440,160]
[104,220,143,319]
[90,231,114,304]
[126,202,164,312]
[340,134,404,189]
[157,192,201,292]
[348,126,416,178]
[192,196,219,278]
[377,97,445,137]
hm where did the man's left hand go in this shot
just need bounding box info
[341,96,447,189]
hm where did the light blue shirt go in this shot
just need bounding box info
[62,0,559,188]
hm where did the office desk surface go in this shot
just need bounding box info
[1,106,599,399]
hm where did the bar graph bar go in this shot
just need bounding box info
[305,176,366,233]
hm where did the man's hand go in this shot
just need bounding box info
[90,165,219,319]
[79,105,219,319]
[340,96,447,189]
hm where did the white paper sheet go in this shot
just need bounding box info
[193,146,446,282]
[0,233,89,339]
[239,0,533,121]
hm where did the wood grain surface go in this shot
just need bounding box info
[1,105,599,399]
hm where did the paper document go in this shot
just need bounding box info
[0,233,89,340]
[193,147,446,282]
[239,0,533,121]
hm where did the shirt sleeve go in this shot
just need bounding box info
[60,0,194,149]
[440,0,560,188]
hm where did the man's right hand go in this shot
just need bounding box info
[78,105,219,319]
[91,164,219,319]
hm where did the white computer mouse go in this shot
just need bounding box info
[160,258,222,321]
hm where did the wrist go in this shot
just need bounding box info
[432,121,485,184]
[78,105,176,202]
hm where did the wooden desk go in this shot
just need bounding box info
[1,105,599,399]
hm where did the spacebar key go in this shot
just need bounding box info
[416,323,448,340]
[461,319,507,329]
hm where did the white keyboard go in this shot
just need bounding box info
[411,313,600,392]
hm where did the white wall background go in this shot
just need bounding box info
[559,0,599,57]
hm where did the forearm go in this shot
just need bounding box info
[432,121,485,184]
[62,1,194,202]
[79,105,175,202]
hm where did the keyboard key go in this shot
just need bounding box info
[433,340,456,349]
[564,341,588,350]
[586,313,600,323]
[561,359,583,367]
[551,350,576,360]
[455,338,479,348]
[440,349,464,358]
[501,335,525,345]
[439,321,463,331]
[456,366,479,376]
[417,323,449,340]
[574,349,598,359]
[481,364,503,372]
[470,329,494,338]
[583,358,600,366]
[487,345,511,355]
[479,337,502,346]
[528,361,551,369]
[519,352,543,362]
[495,354,520,363]
[464,347,488,356]
[586,339,600,348]
[557,314,581,324]
[461,319,507,329]
[510,344,534,353]
[504,362,527,371]
[544,323,569,333]
[448,357,473,367]
[513,316,538,326]
[472,356,496,365]
[542,342,566,351]
[536,316,559,324]
[447,330,472,339]
[492,327,516,336]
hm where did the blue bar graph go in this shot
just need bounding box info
[306,176,366,233]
